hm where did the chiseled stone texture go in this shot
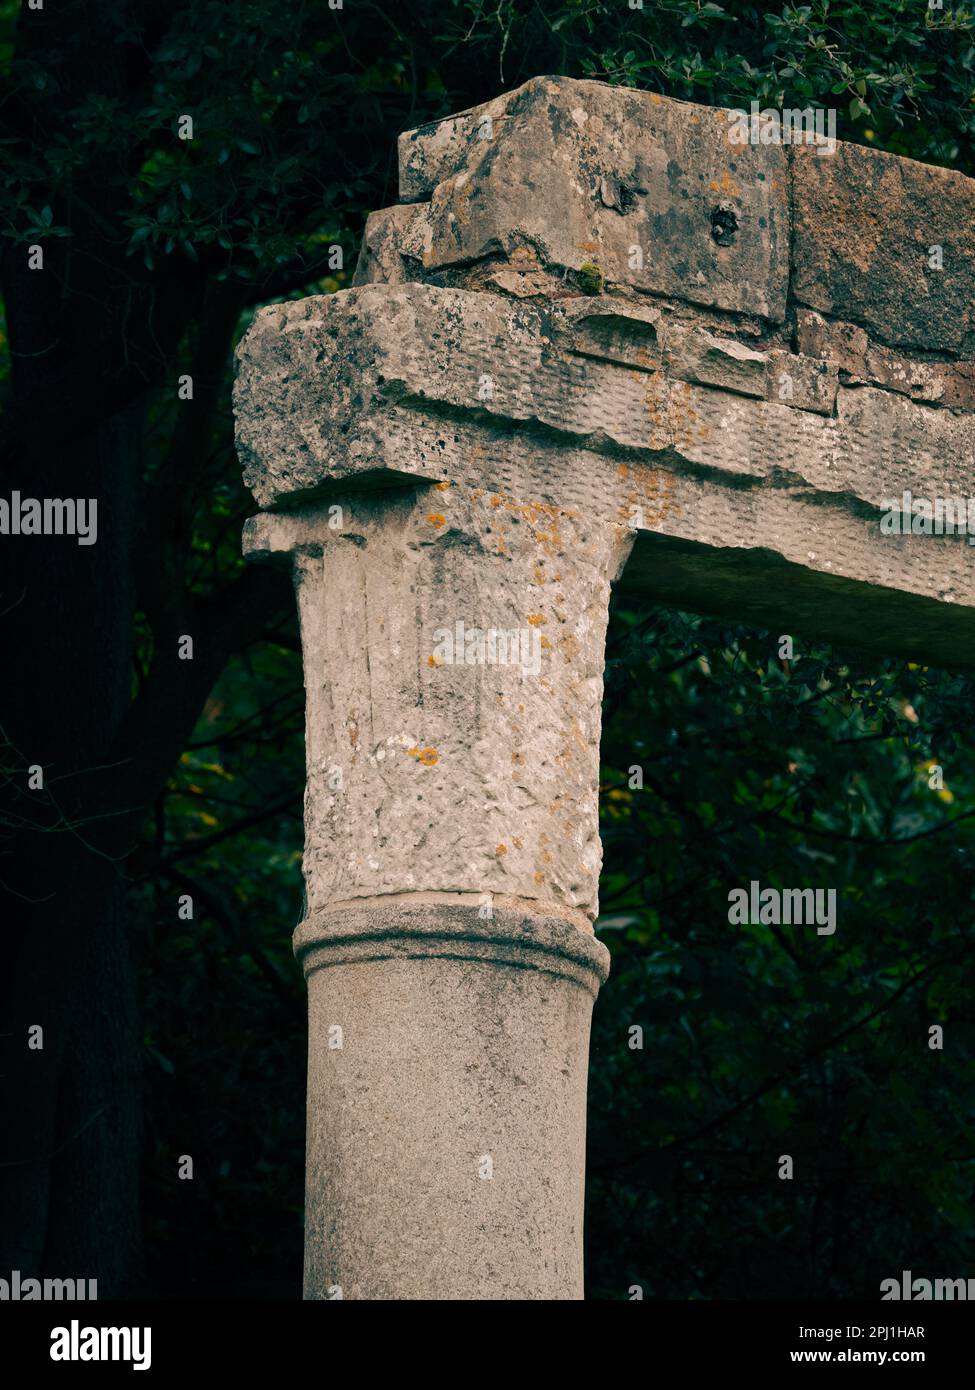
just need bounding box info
[298,901,609,1300]
[261,484,630,925]
[237,281,975,675]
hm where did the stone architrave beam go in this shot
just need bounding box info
[234,76,975,1300]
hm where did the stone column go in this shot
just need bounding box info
[235,347,625,1294]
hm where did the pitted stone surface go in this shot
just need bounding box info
[286,487,628,923]
[237,282,975,670]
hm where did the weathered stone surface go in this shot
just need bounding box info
[281,484,628,924]
[351,204,422,287]
[791,141,975,353]
[766,349,837,415]
[398,76,789,320]
[795,310,869,377]
[621,524,975,676]
[395,78,975,356]
[661,323,767,398]
[795,308,960,405]
[558,298,661,370]
[944,364,975,411]
[299,900,608,1300]
[237,280,975,678]
[235,75,975,1305]
[237,283,975,506]
[399,90,515,200]
[235,283,678,509]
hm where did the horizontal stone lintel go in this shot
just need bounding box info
[236,282,975,506]
[236,282,975,669]
[621,530,975,677]
[244,476,975,672]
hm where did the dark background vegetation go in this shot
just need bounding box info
[1,0,973,1299]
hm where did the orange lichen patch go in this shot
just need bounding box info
[510,244,538,264]
[561,633,581,661]
[427,653,442,667]
[532,530,556,557]
[618,463,631,479]
[532,564,546,584]
[425,513,447,527]
[533,871,545,885]
[435,480,452,492]
[577,240,599,254]
[618,478,678,531]
[638,463,682,526]
[477,490,580,558]
[447,175,474,229]
[642,377,704,455]
[649,92,663,104]
[495,843,508,857]
[407,744,439,765]
[540,635,552,649]
[708,170,741,200]
[526,613,546,626]
[517,703,525,714]
[512,837,523,850]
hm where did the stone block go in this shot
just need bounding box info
[399,76,789,320]
[792,141,975,352]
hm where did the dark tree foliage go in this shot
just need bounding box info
[592,612,975,1298]
[0,0,972,1297]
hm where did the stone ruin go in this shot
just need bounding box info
[233,76,975,1299]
